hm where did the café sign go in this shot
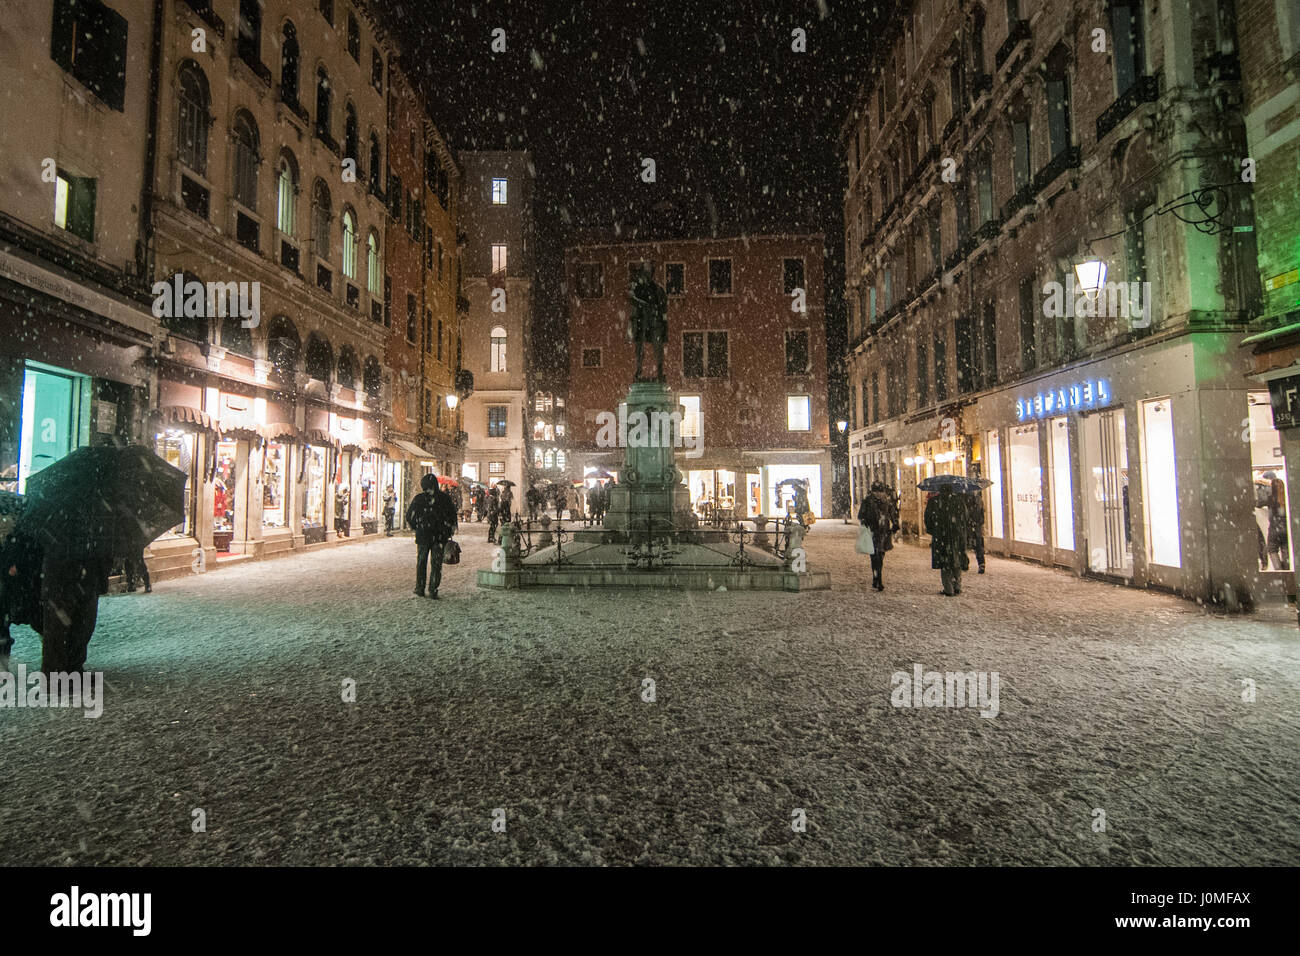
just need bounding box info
[1016,379,1111,421]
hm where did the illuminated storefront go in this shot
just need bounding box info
[262,441,289,530]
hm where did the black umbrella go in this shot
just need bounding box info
[0,490,26,517]
[917,474,992,493]
[495,479,516,487]
[17,445,187,559]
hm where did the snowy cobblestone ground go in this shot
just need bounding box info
[1,522,1297,866]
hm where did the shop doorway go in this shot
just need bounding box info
[18,361,90,494]
[213,438,241,554]
[1080,409,1133,577]
[1248,391,1292,572]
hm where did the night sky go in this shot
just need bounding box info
[382,0,892,381]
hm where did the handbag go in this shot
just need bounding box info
[856,525,874,555]
[443,539,461,565]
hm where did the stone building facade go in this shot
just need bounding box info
[566,234,832,520]
[458,150,533,492]
[842,0,1269,606]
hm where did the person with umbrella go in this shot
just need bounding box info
[858,481,900,592]
[405,473,458,599]
[10,445,186,670]
[924,484,970,596]
[486,485,500,543]
[497,480,515,523]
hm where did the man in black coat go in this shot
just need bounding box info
[406,473,458,599]
[924,485,970,596]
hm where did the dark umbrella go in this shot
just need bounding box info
[495,479,516,487]
[17,445,187,559]
[0,490,26,517]
[917,474,992,493]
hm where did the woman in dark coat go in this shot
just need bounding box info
[924,485,969,596]
[858,482,900,591]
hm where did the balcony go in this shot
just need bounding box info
[1031,145,1081,194]
[1001,180,1035,221]
[279,90,310,126]
[995,20,1031,71]
[315,126,342,158]
[1095,75,1159,141]
[236,43,272,87]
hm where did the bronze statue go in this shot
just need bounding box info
[628,263,668,382]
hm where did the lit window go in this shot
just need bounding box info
[492,243,508,274]
[491,178,508,204]
[787,395,811,431]
[54,171,95,242]
[487,406,508,438]
[680,396,701,439]
[490,326,507,372]
[341,210,357,278]
[489,460,505,475]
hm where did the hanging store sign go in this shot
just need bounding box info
[1016,379,1111,421]
[1267,374,1300,430]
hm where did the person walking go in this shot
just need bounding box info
[966,489,987,574]
[405,473,458,599]
[526,485,539,522]
[334,485,350,538]
[382,485,397,536]
[499,483,514,523]
[555,488,567,522]
[486,485,500,543]
[924,484,970,596]
[858,482,900,591]
[124,547,151,593]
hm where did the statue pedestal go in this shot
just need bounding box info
[603,381,697,534]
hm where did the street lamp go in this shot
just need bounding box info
[1074,255,1107,299]
[445,393,459,411]
[836,420,848,434]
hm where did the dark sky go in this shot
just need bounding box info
[384,0,890,383]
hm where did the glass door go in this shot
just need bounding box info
[1081,409,1133,576]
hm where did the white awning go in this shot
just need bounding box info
[393,439,436,459]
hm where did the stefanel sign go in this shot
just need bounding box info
[1016,379,1111,421]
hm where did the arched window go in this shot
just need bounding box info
[276,150,298,235]
[336,345,357,390]
[344,102,358,163]
[280,22,300,103]
[341,209,357,279]
[315,68,331,138]
[363,356,382,400]
[177,61,211,174]
[544,449,555,469]
[304,333,333,382]
[368,133,381,192]
[367,230,381,295]
[266,315,300,378]
[556,450,566,470]
[232,111,260,210]
[490,326,507,372]
[163,271,210,342]
[312,180,331,259]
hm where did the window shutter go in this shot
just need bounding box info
[103,3,128,111]
[69,176,96,241]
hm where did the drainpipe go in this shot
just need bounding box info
[138,0,163,287]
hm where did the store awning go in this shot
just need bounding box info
[392,439,435,459]
[153,405,218,434]
[1240,320,1300,347]
[260,422,301,443]
[220,424,264,445]
[304,428,340,449]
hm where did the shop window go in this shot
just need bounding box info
[786,395,811,431]
[303,445,327,529]
[1249,392,1292,571]
[154,429,197,536]
[1080,409,1133,575]
[263,441,288,529]
[1140,398,1180,567]
[50,0,127,111]
[985,429,1003,538]
[54,170,96,243]
[708,258,732,295]
[487,405,508,438]
[1049,417,1074,551]
[213,439,238,542]
[785,330,810,375]
[1009,423,1044,544]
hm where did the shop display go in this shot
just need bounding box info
[263,442,287,528]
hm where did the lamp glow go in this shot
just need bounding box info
[1074,257,1107,297]
[446,394,459,410]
